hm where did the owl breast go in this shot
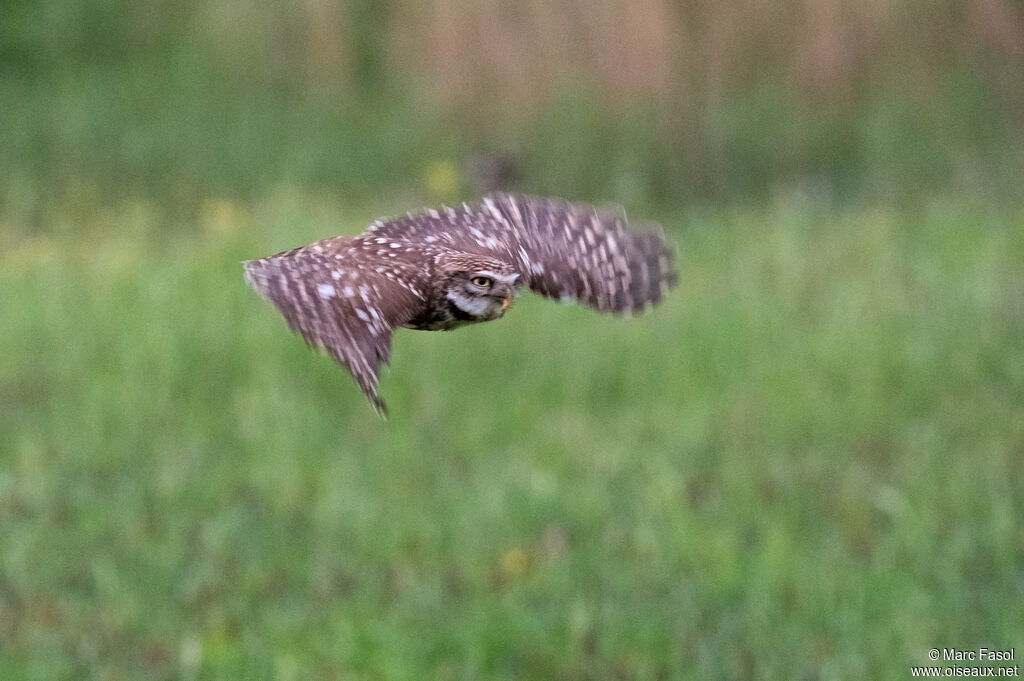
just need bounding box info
[403,309,469,331]
[403,295,496,331]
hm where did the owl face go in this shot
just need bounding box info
[439,255,521,323]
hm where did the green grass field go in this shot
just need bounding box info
[1,193,1021,680]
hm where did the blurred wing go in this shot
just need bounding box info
[244,238,427,415]
[485,193,679,312]
[364,192,678,313]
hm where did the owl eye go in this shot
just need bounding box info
[471,276,493,288]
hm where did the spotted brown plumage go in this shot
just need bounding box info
[244,192,678,415]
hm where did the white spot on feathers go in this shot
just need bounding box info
[316,284,336,299]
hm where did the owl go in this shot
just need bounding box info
[244,192,678,414]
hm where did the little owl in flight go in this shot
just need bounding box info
[244,193,677,414]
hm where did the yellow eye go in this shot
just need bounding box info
[471,276,493,288]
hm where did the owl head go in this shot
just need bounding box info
[438,253,521,323]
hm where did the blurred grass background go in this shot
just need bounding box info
[1,1,1023,679]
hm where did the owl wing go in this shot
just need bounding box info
[363,192,678,313]
[244,237,428,415]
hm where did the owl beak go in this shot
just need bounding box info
[499,296,511,318]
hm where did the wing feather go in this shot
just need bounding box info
[363,193,677,313]
[244,237,427,415]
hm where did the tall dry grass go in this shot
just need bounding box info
[4,0,1022,207]
[197,0,1024,115]
[179,0,1024,202]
